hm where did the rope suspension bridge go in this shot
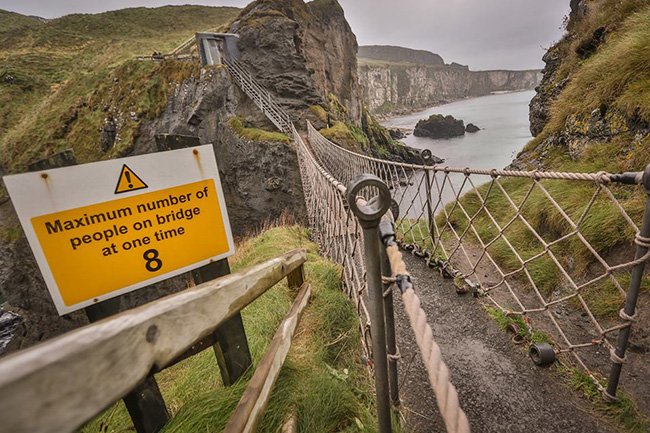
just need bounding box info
[1,36,647,433]
[221,50,650,433]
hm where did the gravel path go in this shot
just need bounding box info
[393,253,615,432]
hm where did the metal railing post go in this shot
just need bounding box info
[380,220,400,407]
[605,164,650,400]
[347,174,392,433]
[420,150,435,249]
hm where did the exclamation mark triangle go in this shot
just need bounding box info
[115,164,148,194]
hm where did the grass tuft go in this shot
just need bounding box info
[486,306,551,345]
[557,365,650,433]
[227,117,290,144]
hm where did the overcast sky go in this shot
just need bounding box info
[0,0,570,70]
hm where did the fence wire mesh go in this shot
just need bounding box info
[307,121,647,394]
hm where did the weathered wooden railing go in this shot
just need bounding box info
[0,248,309,433]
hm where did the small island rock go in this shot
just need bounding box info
[414,114,465,138]
[388,128,405,139]
[465,123,480,133]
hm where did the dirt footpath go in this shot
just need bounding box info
[394,254,614,432]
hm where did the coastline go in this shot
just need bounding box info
[374,88,535,121]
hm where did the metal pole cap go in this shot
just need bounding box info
[420,149,433,165]
[347,174,391,228]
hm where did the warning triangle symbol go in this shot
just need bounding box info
[115,164,148,194]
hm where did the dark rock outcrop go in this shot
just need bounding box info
[575,26,607,59]
[465,123,480,133]
[388,128,405,139]
[232,0,362,122]
[528,49,567,137]
[101,116,117,151]
[414,114,465,138]
[133,66,305,236]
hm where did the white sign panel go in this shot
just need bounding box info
[3,145,235,315]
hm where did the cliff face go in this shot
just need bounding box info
[514,0,650,171]
[231,0,362,121]
[359,64,542,113]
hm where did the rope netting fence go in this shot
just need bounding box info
[293,126,470,432]
[292,126,372,359]
[307,121,648,397]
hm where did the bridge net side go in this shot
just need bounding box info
[293,127,374,361]
[307,121,646,392]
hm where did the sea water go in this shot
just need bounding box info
[382,90,535,169]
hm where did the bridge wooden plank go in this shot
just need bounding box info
[224,282,311,433]
[0,248,307,433]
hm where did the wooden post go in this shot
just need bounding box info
[193,260,252,386]
[28,150,169,433]
[85,302,169,433]
[158,135,253,386]
[287,264,305,289]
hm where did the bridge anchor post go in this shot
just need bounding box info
[605,163,650,400]
[347,174,393,433]
[420,149,435,254]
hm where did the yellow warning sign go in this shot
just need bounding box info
[31,179,230,306]
[115,164,148,194]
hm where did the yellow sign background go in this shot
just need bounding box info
[32,179,230,306]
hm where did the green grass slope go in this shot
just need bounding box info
[471,2,650,307]
[523,0,650,172]
[0,6,240,172]
[81,226,389,432]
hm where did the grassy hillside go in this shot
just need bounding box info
[81,226,389,432]
[0,6,240,172]
[357,45,445,66]
[522,0,650,171]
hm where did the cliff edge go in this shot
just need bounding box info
[514,0,650,172]
[357,45,542,115]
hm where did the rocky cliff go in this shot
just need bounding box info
[0,0,406,354]
[231,0,362,122]
[360,63,542,114]
[357,46,541,114]
[513,0,650,171]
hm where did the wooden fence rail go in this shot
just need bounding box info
[226,281,310,432]
[0,248,307,433]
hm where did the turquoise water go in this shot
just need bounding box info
[382,90,535,169]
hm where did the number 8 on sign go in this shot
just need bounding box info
[143,249,163,272]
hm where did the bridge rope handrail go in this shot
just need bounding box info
[293,125,470,433]
[306,122,616,183]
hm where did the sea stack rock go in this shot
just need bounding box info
[465,123,480,133]
[414,114,465,138]
[388,128,405,139]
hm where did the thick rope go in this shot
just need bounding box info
[386,246,470,433]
